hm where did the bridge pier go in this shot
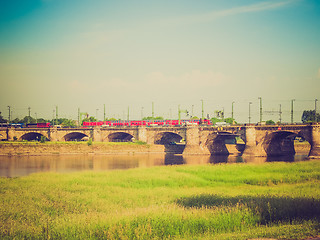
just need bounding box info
[7,127,14,141]
[242,126,266,157]
[309,124,320,158]
[92,127,102,142]
[137,127,147,143]
[49,127,59,141]
[183,126,210,154]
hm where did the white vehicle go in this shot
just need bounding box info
[215,122,229,126]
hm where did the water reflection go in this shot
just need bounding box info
[266,155,295,162]
[164,154,185,165]
[209,155,228,164]
[0,153,309,178]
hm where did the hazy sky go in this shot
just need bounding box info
[1,0,319,123]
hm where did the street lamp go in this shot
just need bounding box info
[291,99,295,124]
[315,99,318,123]
[249,102,252,124]
[7,106,11,122]
[201,99,204,119]
[232,101,235,121]
[258,97,262,123]
[279,104,282,124]
[141,107,144,120]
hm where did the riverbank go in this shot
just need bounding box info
[0,141,311,156]
[0,142,165,156]
[0,160,319,239]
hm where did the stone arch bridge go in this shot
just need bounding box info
[1,124,319,158]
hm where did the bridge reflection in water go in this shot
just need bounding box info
[0,151,310,178]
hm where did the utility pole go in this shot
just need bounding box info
[27,107,31,124]
[191,105,194,118]
[279,104,282,124]
[78,108,80,127]
[291,99,295,124]
[315,99,318,123]
[249,102,252,124]
[222,107,225,120]
[127,106,129,121]
[56,106,58,125]
[53,109,55,126]
[201,99,204,119]
[104,104,106,121]
[232,101,235,121]
[141,107,144,120]
[258,97,262,123]
[79,109,88,126]
[178,105,188,125]
[7,106,11,122]
[152,102,154,118]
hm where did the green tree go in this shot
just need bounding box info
[266,120,275,125]
[142,116,164,120]
[61,119,76,127]
[81,116,97,125]
[210,117,223,125]
[106,118,119,121]
[21,116,36,124]
[36,118,47,123]
[0,112,7,123]
[224,118,237,124]
[301,110,320,123]
[11,118,21,123]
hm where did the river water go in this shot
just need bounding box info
[0,152,309,178]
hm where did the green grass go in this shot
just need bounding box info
[1,160,320,239]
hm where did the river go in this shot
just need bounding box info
[0,152,310,178]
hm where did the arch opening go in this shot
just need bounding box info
[206,132,238,156]
[20,132,49,141]
[154,132,185,154]
[64,132,89,141]
[108,132,134,142]
[263,131,311,157]
[154,132,183,145]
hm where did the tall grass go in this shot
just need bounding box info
[0,160,320,239]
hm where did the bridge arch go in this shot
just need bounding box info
[20,132,49,141]
[154,132,183,145]
[108,132,134,142]
[64,132,89,141]
[154,132,185,154]
[262,131,311,157]
[205,131,237,155]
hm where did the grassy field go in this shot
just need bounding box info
[0,159,320,239]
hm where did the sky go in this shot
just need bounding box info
[0,0,319,123]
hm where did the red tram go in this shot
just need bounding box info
[83,119,212,127]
